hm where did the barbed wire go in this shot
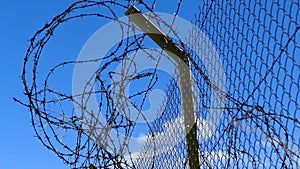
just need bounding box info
[16,0,300,169]
[16,0,181,168]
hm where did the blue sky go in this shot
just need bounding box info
[1,0,299,168]
[0,1,73,168]
[0,1,197,168]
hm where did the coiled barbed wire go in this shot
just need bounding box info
[16,0,300,169]
[16,0,183,168]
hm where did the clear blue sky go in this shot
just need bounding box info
[0,1,74,168]
[1,0,298,168]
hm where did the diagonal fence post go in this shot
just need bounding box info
[125,6,200,169]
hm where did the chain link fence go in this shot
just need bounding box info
[135,0,300,168]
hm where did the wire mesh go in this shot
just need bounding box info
[18,0,300,168]
[136,0,300,168]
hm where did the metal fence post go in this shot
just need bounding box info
[125,6,200,169]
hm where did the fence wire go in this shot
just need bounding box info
[136,0,300,168]
[18,0,300,169]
